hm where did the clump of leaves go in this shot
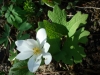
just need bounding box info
[38,5,89,64]
[23,0,35,14]
[5,4,22,27]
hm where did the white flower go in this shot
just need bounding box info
[15,28,52,72]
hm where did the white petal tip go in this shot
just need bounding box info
[43,53,52,65]
[36,28,47,44]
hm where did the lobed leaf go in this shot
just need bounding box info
[38,20,67,39]
[38,5,89,65]
[38,20,67,55]
[67,12,88,37]
[48,5,67,26]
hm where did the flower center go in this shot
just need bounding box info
[33,47,41,55]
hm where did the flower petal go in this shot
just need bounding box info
[15,40,33,52]
[35,54,42,61]
[26,39,39,48]
[43,53,52,65]
[15,40,25,46]
[17,46,32,52]
[28,56,41,72]
[43,42,50,53]
[36,28,47,44]
[15,51,33,60]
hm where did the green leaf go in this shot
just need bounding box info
[10,14,15,21]
[3,25,10,46]
[67,12,88,37]
[16,31,30,40]
[48,38,61,55]
[72,45,86,63]
[62,38,86,64]
[4,38,9,47]
[38,20,67,55]
[10,42,15,50]
[0,25,10,45]
[8,4,13,11]
[18,34,30,40]
[16,31,22,39]
[79,30,90,39]
[48,5,67,26]
[7,17,13,24]
[1,6,7,11]
[42,0,61,7]
[4,24,10,35]
[9,61,34,75]
[5,10,10,18]
[8,50,17,61]
[66,5,71,9]
[38,20,67,39]
[13,21,19,28]
[37,5,89,65]
[54,51,66,62]
[79,30,90,44]
[0,37,7,44]
[14,15,22,23]
[4,24,10,33]
[61,27,89,64]
[18,22,32,31]
[12,9,18,16]
[74,27,90,44]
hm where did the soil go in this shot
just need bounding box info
[0,0,100,75]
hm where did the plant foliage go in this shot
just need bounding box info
[0,0,90,74]
[37,5,90,64]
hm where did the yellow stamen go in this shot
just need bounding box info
[33,47,41,55]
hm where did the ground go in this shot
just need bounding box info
[0,0,100,75]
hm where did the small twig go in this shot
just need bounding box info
[41,71,68,75]
[67,6,100,17]
[75,6,100,10]
[7,36,11,45]
[67,15,74,17]
[65,64,70,71]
